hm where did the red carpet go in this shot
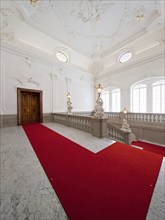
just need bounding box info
[22,124,163,220]
[132,140,165,157]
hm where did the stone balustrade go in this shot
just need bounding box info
[53,113,134,144]
[105,112,165,145]
[127,113,165,123]
[104,112,121,119]
[53,113,92,133]
[107,122,134,145]
[72,111,165,124]
[53,112,165,145]
[104,112,165,124]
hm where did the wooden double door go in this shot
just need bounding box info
[17,88,43,125]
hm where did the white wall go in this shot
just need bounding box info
[1,45,164,115]
[96,53,164,112]
[0,46,94,115]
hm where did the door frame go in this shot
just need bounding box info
[17,88,43,125]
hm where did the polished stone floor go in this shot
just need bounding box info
[0,122,164,220]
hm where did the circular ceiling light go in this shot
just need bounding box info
[56,51,69,63]
[119,52,132,63]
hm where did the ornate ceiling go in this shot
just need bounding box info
[1,0,164,75]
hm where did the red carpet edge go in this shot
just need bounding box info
[132,140,165,156]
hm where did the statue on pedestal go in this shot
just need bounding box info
[94,97,104,118]
[93,84,104,119]
[67,92,73,114]
[121,118,131,132]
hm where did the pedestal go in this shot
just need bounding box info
[91,117,108,138]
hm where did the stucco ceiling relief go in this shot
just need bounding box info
[0,8,16,42]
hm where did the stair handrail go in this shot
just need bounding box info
[107,122,134,145]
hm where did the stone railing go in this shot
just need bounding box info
[53,112,165,145]
[104,112,165,124]
[53,113,92,133]
[105,112,165,145]
[53,113,68,126]
[107,122,134,145]
[72,111,92,116]
[104,112,121,119]
[69,111,165,124]
[53,113,134,144]
[127,113,165,123]
[67,115,92,132]
[53,113,108,138]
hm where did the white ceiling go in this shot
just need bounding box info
[1,0,164,75]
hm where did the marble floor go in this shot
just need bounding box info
[0,122,164,220]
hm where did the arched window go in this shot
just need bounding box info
[132,84,147,112]
[112,89,120,112]
[102,90,109,111]
[152,80,165,113]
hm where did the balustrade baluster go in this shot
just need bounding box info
[151,114,154,122]
[155,115,158,123]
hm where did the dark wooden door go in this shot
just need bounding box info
[21,92,40,124]
[17,88,43,125]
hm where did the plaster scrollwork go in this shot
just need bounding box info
[54,1,128,42]
[145,11,162,32]
[54,74,58,80]
[0,8,15,42]
[49,0,56,9]
[50,72,58,80]
[50,72,54,80]
[57,68,64,75]
[25,57,33,68]
[70,1,108,23]
[17,76,40,87]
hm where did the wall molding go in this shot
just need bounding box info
[1,43,92,78]
[97,51,164,81]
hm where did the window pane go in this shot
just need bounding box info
[153,86,160,113]
[153,80,165,113]
[132,84,146,112]
[112,89,120,112]
[139,88,146,112]
[133,89,139,112]
[102,91,109,111]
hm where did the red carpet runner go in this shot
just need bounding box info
[23,124,163,220]
[132,140,165,157]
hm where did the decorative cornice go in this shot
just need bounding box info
[102,28,147,58]
[1,43,93,78]
[17,76,40,86]
[97,51,164,80]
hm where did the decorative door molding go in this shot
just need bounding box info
[17,87,43,125]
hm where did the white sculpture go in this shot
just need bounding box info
[93,84,104,119]
[67,93,73,114]
[121,118,131,132]
[94,97,104,118]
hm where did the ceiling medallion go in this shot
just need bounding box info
[71,0,103,23]
[56,51,69,63]
[119,52,132,63]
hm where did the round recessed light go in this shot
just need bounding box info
[119,52,132,63]
[56,51,69,63]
